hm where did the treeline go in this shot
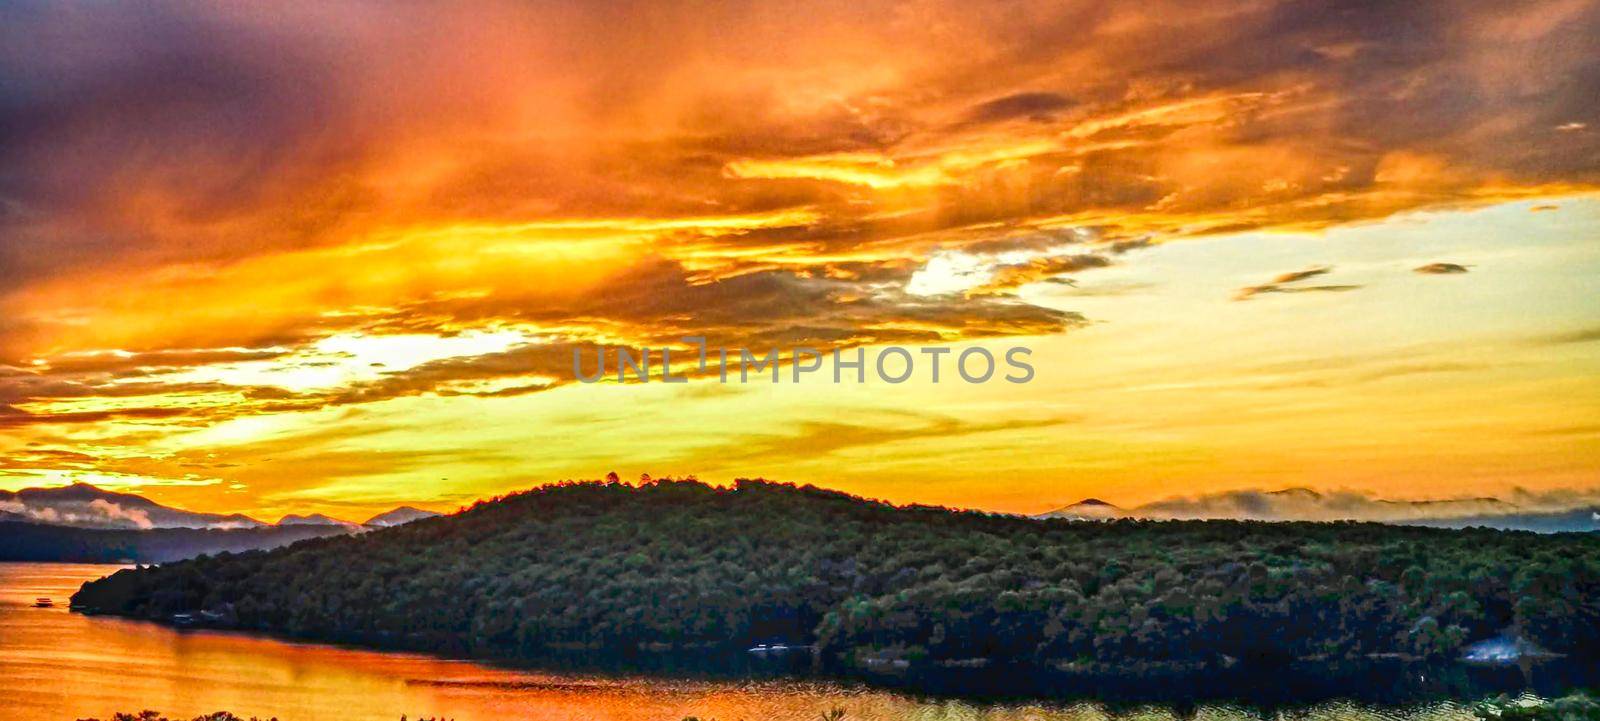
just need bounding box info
[1,521,348,563]
[71,479,1600,672]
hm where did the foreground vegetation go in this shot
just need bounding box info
[72,479,1600,673]
[1475,692,1600,721]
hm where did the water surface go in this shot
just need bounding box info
[0,563,1533,721]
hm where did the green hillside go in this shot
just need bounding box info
[72,479,1600,673]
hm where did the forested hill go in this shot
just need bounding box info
[72,479,1600,673]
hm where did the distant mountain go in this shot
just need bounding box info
[0,483,442,563]
[277,513,359,528]
[363,506,440,527]
[0,520,350,563]
[0,483,441,535]
[1036,486,1600,533]
[0,483,267,530]
[1038,497,1124,520]
[1406,508,1600,534]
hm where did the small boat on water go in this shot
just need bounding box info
[748,642,811,655]
[33,597,53,608]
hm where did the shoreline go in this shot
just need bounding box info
[63,605,1593,709]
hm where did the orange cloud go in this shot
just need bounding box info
[2,0,1598,515]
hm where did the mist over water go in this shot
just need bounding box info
[0,564,1579,721]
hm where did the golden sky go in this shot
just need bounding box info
[1,0,1597,520]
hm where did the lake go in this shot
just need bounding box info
[0,563,1563,721]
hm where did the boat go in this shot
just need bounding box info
[747,642,807,655]
[33,597,53,608]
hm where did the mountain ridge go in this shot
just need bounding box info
[0,482,437,532]
[0,483,268,530]
[1036,486,1600,533]
[363,506,441,527]
[278,513,360,528]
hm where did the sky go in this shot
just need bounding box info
[0,0,1597,521]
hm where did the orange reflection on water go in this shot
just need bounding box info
[1,563,1479,721]
[0,564,1012,721]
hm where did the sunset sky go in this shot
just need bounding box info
[1,1,1597,521]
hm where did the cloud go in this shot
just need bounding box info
[679,414,1071,468]
[0,248,1093,420]
[1104,238,1154,255]
[1133,488,1509,522]
[1414,262,1471,274]
[0,496,153,529]
[1,0,1598,507]
[1233,266,1363,300]
[972,254,1113,294]
[85,499,154,529]
[1534,325,1600,345]
[0,405,189,428]
[3,0,1595,326]
[1271,267,1334,284]
[965,92,1076,123]
[1239,355,1494,391]
[1232,284,1364,300]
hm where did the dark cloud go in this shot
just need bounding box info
[0,448,99,471]
[1233,284,1363,300]
[959,228,1090,255]
[965,92,1076,123]
[1271,266,1334,284]
[390,258,1085,346]
[1414,262,1470,274]
[2,0,1594,300]
[975,254,1113,294]
[1536,325,1600,345]
[312,260,1088,406]
[1104,238,1154,255]
[1234,266,1360,300]
[0,405,189,428]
